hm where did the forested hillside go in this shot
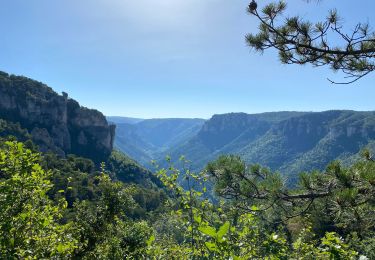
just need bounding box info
[115,110,375,186]
[110,111,375,185]
[157,111,375,184]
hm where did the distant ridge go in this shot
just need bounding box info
[107,116,144,125]
[111,110,375,184]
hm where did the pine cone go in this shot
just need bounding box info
[248,0,257,12]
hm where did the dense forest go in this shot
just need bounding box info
[1,136,374,258]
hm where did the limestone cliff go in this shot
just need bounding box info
[0,71,115,162]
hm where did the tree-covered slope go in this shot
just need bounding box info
[239,110,375,182]
[111,122,154,166]
[136,118,206,149]
[164,112,306,170]
[159,111,375,184]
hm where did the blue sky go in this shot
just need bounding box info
[0,0,374,119]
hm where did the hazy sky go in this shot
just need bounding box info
[0,0,374,118]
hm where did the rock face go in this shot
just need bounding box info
[0,71,115,162]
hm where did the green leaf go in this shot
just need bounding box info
[198,225,217,238]
[57,243,64,253]
[217,221,230,242]
[205,242,218,252]
[147,235,155,247]
[194,215,202,224]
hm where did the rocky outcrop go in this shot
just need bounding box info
[0,71,115,162]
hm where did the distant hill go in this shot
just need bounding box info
[110,110,375,184]
[165,112,306,169]
[107,116,144,125]
[110,118,206,167]
[163,111,375,183]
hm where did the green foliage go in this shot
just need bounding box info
[205,153,375,258]
[150,160,364,259]
[72,172,152,259]
[0,141,161,259]
[0,119,31,142]
[0,139,372,258]
[291,228,358,259]
[107,150,163,188]
[0,141,77,258]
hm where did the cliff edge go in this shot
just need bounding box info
[0,71,115,162]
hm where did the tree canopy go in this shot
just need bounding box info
[247,0,375,84]
[2,139,374,258]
